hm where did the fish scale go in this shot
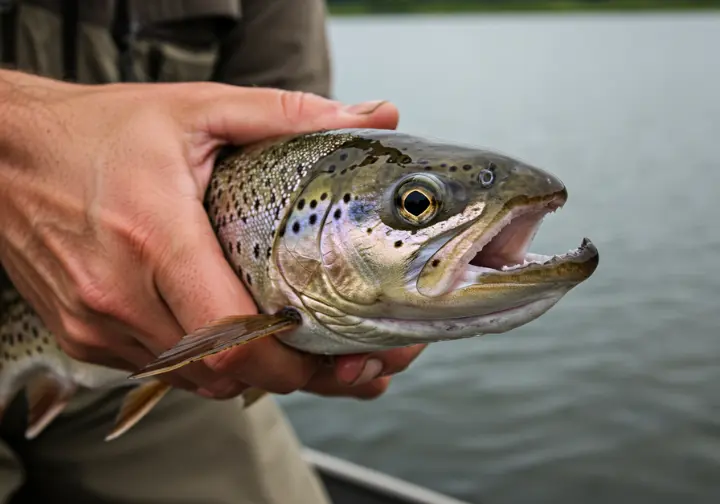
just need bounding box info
[0,128,599,441]
[207,131,356,304]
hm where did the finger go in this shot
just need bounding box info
[1,251,201,390]
[334,344,428,386]
[303,373,392,400]
[199,87,399,145]
[153,207,319,394]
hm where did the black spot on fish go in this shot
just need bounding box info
[440,163,447,168]
[253,244,260,259]
[394,240,403,248]
[254,199,260,210]
[340,169,347,175]
[242,216,248,224]
[424,166,433,171]
[22,322,29,331]
[292,222,301,234]
[432,259,440,267]
[236,241,242,254]
[266,247,272,258]
[334,209,342,220]
[309,214,317,226]
[297,199,305,210]
[321,193,328,201]
[367,228,373,234]
[42,336,49,344]
[36,346,43,353]
[343,193,351,204]
[449,165,458,172]
[297,165,303,175]
[463,164,472,171]
[279,226,286,237]
[310,200,317,209]
[328,165,336,173]
[246,273,253,285]
[270,194,276,203]
[340,153,348,161]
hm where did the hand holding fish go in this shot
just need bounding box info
[0,69,597,441]
[0,69,414,403]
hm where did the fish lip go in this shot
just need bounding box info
[456,237,599,291]
[417,190,572,297]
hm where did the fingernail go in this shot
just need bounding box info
[352,358,383,385]
[344,100,387,115]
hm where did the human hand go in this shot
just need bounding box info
[0,69,402,398]
[302,344,428,400]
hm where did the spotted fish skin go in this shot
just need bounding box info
[206,129,598,354]
[0,128,599,439]
[0,283,129,435]
[206,131,357,311]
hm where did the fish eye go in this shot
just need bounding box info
[478,166,495,188]
[403,190,431,217]
[396,176,442,225]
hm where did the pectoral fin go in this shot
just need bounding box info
[25,376,75,440]
[105,380,171,441]
[129,310,301,380]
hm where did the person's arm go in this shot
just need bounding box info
[0,68,400,398]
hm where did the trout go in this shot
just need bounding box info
[0,129,599,441]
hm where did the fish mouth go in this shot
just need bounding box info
[418,191,599,297]
[460,193,599,289]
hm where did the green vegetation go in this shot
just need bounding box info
[327,0,720,15]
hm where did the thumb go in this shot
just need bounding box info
[199,87,399,145]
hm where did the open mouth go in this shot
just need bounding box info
[417,191,599,297]
[469,196,564,272]
[459,193,598,285]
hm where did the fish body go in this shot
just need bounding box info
[0,129,599,440]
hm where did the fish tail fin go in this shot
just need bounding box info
[25,375,76,440]
[105,380,171,442]
[129,310,300,380]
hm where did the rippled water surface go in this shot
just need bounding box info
[278,12,720,504]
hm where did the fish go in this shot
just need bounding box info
[0,128,599,441]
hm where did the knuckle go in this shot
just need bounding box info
[278,91,314,126]
[55,317,100,362]
[75,278,116,317]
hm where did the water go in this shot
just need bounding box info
[277,12,720,504]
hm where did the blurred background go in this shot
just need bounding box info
[278,2,720,503]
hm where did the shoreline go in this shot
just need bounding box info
[328,2,720,15]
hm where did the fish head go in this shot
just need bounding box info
[273,130,599,352]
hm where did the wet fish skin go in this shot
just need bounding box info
[201,129,597,356]
[0,128,599,440]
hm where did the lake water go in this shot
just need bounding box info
[277,12,720,504]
